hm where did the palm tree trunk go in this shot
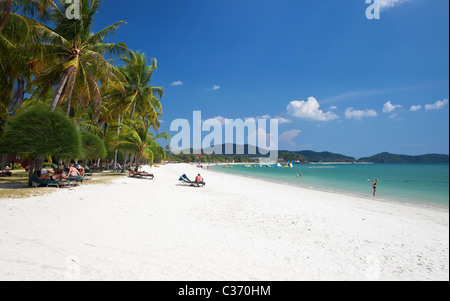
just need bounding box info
[28,159,36,187]
[134,154,140,172]
[0,117,8,170]
[51,66,75,111]
[0,0,11,32]
[114,114,120,168]
[122,103,137,171]
[65,68,78,117]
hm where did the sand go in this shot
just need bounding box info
[0,163,448,281]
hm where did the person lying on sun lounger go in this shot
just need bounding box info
[38,169,67,181]
[128,168,154,178]
[179,174,206,187]
[0,170,12,177]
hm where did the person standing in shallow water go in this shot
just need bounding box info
[372,179,379,197]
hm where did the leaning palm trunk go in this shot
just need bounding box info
[0,0,11,32]
[37,66,75,172]
[51,66,75,111]
[65,68,77,117]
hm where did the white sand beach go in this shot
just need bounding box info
[0,163,448,281]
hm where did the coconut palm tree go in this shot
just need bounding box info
[1,0,55,32]
[30,0,128,124]
[113,118,168,172]
[0,2,46,168]
[119,51,164,129]
[118,51,164,169]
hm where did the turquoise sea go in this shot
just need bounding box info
[211,163,449,209]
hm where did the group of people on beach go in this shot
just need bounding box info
[38,163,84,181]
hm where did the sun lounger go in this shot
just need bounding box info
[31,177,71,188]
[179,174,206,187]
[0,171,12,177]
[68,176,85,183]
[128,168,154,180]
[108,165,122,172]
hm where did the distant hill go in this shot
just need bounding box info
[174,146,449,164]
[293,150,356,163]
[358,152,449,164]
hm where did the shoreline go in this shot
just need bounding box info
[207,165,450,211]
[0,163,448,280]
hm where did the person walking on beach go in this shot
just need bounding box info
[372,179,378,197]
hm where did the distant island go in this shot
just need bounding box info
[358,152,449,164]
[284,150,449,164]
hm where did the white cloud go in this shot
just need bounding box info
[209,116,226,125]
[277,117,292,124]
[389,113,398,119]
[379,0,412,11]
[247,128,276,149]
[212,85,220,90]
[410,105,422,112]
[425,99,449,111]
[244,115,292,124]
[345,108,378,120]
[328,106,338,110]
[287,97,339,121]
[171,81,183,86]
[279,130,302,147]
[383,101,402,113]
[279,130,302,142]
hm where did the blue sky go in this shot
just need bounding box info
[95,0,449,158]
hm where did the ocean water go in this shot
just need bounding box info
[211,163,449,209]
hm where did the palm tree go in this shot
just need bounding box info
[1,0,55,32]
[31,0,128,124]
[118,51,164,169]
[119,51,164,129]
[0,2,45,168]
[113,118,168,172]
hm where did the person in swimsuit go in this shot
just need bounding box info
[372,179,379,197]
[77,165,85,177]
[38,169,67,181]
[68,164,81,177]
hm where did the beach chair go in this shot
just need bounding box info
[31,177,66,188]
[128,167,154,180]
[108,164,122,172]
[0,170,12,177]
[67,176,85,184]
[179,174,206,187]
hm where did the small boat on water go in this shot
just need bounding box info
[223,166,233,169]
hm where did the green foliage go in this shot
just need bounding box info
[0,106,82,158]
[278,152,308,163]
[113,118,168,168]
[80,131,107,160]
